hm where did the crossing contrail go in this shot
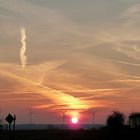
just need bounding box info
[20,27,27,68]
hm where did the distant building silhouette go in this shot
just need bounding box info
[129,113,140,128]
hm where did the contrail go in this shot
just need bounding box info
[20,27,27,68]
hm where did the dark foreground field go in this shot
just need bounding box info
[0,128,140,140]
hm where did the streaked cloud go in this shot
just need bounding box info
[0,0,140,123]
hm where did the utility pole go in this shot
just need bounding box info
[93,112,94,124]
[92,112,96,125]
[29,107,32,125]
[63,112,66,125]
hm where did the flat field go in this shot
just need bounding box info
[0,128,140,140]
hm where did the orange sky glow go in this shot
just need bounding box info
[0,0,140,124]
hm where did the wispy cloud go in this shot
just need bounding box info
[122,3,140,17]
[20,27,27,68]
[1,0,140,123]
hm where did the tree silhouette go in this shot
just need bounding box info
[106,111,125,130]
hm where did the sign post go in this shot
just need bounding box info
[13,115,16,140]
[5,114,16,140]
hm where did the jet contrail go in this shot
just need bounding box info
[20,27,27,68]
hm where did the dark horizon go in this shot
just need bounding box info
[1,0,140,125]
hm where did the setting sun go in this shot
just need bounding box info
[71,117,78,124]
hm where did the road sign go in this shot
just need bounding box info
[5,114,15,124]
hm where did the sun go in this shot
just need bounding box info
[71,117,78,124]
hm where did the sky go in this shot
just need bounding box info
[0,0,140,124]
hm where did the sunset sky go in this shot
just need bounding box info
[0,0,140,124]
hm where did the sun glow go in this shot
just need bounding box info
[71,117,78,124]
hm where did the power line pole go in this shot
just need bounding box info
[93,112,95,124]
[92,111,96,125]
[29,107,32,125]
[63,112,66,125]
